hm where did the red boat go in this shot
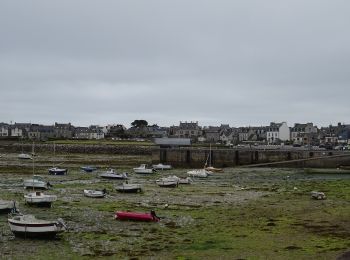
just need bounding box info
[115,210,160,222]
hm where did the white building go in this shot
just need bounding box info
[266,122,290,144]
[0,124,9,137]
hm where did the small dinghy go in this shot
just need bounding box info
[116,183,142,193]
[23,175,51,190]
[24,191,57,207]
[0,200,17,213]
[152,163,172,170]
[81,166,98,172]
[99,169,128,180]
[84,189,106,198]
[48,167,68,175]
[133,164,155,174]
[8,214,66,238]
[115,210,160,222]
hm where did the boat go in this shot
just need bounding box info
[0,200,17,213]
[152,163,172,170]
[204,144,223,172]
[187,169,211,178]
[18,153,32,160]
[116,183,142,193]
[304,168,350,174]
[23,175,51,190]
[8,214,66,238]
[133,164,155,174]
[99,169,128,179]
[81,166,98,172]
[48,143,67,175]
[48,167,68,175]
[83,189,106,198]
[156,177,178,188]
[115,210,160,222]
[178,177,193,184]
[24,191,57,207]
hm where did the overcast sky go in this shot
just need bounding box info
[1,1,349,128]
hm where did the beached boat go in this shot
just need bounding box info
[99,169,128,180]
[81,166,98,172]
[115,210,160,222]
[156,177,178,188]
[83,189,106,198]
[116,183,142,193]
[304,168,350,174]
[18,153,32,160]
[23,175,51,190]
[24,191,57,207]
[204,144,223,172]
[152,163,172,170]
[187,169,211,178]
[48,167,68,175]
[205,166,224,173]
[178,177,193,184]
[133,164,155,174]
[8,214,66,238]
[0,200,16,213]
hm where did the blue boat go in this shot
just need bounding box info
[81,166,98,173]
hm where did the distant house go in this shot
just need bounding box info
[266,122,290,144]
[291,123,318,145]
[74,127,90,139]
[219,128,238,145]
[104,124,127,138]
[12,123,31,138]
[54,123,74,139]
[27,124,55,141]
[203,126,221,143]
[88,125,105,139]
[171,121,202,141]
[0,123,9,137]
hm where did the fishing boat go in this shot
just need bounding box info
[304,168,350,174]
[115,183,142,193]
[0,200,17,213]
[81,166,98,172]
[152,163,172,170]
[133,164,155,174]
[99,169,128,179]
[115,210,160,222]
[23,175,51,190]
[24,191,57,207]
[83,189,106,198]
[8,214,66,238]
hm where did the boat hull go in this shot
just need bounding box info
[48,168,67,175]
[8,220,63,238]
[115,211,159,222]
[100,173,128,180]
[116,184,142,193]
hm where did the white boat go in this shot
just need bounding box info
[116,183,142,193]
[133,164,155,174]
[83,189,106,198]
[24,191,57,207]
[178,177,193,184]
[152,163,172,170]
[99,169,128,179]
[23,175,51,190]
[156,177,179,187]
[187,169,211,178]
[0,200,16,213]
[8,214,66,238]
[18,153,32,160]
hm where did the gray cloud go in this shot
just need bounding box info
[1,0,350,127]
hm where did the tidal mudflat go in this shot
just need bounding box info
[0,153,349,259]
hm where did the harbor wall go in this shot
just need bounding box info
[152,148,350,168]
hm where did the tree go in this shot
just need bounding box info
[131,120,148,128]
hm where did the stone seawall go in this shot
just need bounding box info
[0,143,155,155]
[152,148,350,168]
